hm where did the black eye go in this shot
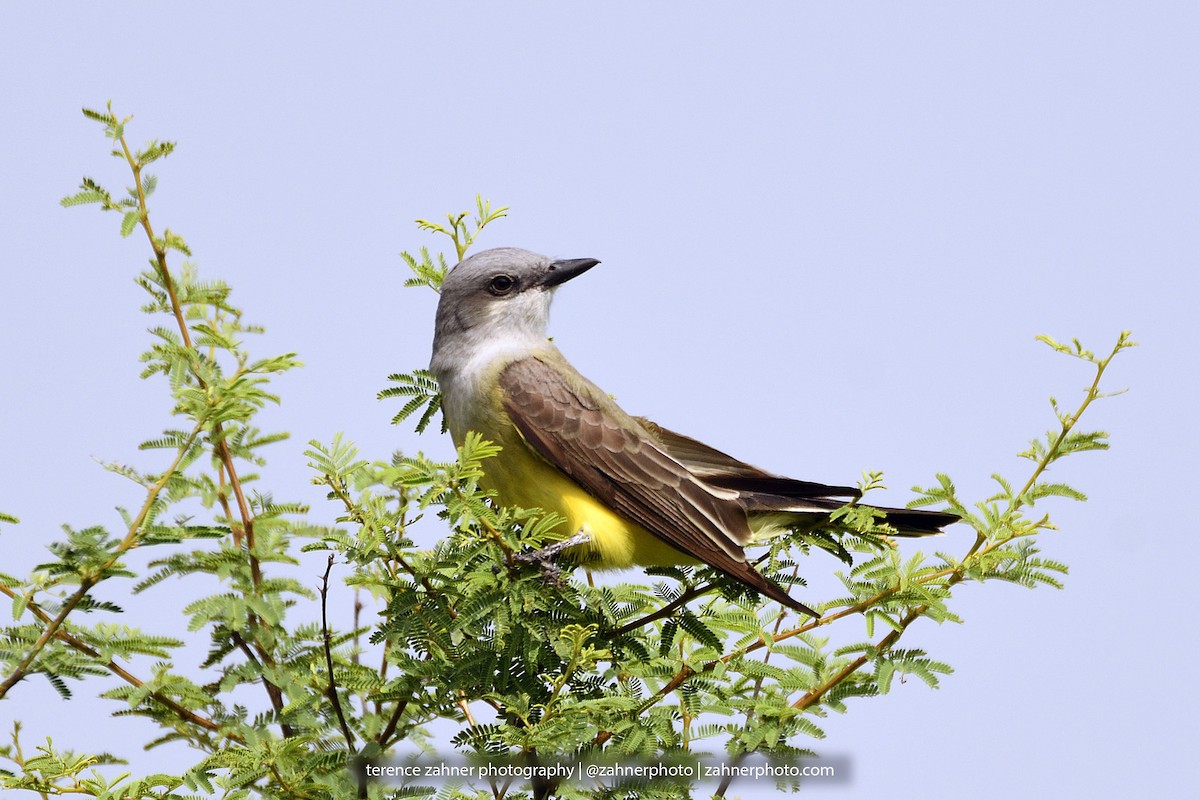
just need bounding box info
[488,274,517,296]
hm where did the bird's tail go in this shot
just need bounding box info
[746,502,959,542]
[708,473,959,538]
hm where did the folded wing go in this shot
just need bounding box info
[499,356,816,615]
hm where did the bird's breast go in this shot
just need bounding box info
[439,365,691,569]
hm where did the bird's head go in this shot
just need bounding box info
[432,247,599,358]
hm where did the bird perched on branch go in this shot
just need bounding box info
[430,248,957,617]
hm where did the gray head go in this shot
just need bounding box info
[431,247,599,374]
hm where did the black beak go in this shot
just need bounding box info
[542,258,600,288]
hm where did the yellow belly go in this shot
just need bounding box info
[462,403,691,568]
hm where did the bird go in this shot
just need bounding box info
[429,247,957,617]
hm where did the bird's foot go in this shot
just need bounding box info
[515,531,591,587]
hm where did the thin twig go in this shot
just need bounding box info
[320,555,357,751]
[114,117,294,734]
[786,334,1130,710]
[376,698,411,749]
[714,570,797,798]
[606,581,715,638]
[0,583,233,742]
[599,334,1131,749]
[0,426,201,699]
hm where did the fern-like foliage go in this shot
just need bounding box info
[401,195,508,293]
[380,369,445,434]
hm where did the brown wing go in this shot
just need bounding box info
[499,356,816,616]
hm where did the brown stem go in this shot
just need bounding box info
[9,723,52,800]
[0,579,95,699]
[114,122,293,734]
[0,427,200,699]
[320,555,357,751]
[376,697,411,750]
[606,581,715,638]
[787,336,1127,712]
[0,583,233,742]
[327,476,446,607]
[793,608,921,711]
[598,336,1129,748]
[117,123,259,582]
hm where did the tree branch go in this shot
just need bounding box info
[0,426,200,699]
[320,555,357,751]
[0,583,234,743]
[114,117,293,735]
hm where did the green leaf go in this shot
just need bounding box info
[119,209,141,237]
[60,189,109,207]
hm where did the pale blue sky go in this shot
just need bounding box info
[1,4,1196,798]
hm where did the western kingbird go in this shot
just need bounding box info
[430,247,957,616]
